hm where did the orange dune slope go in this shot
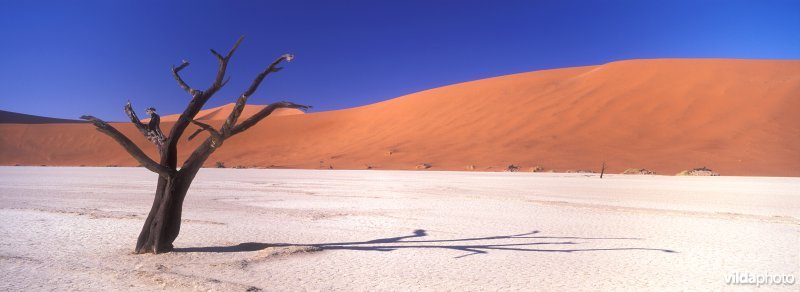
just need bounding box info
[1,59,799,176]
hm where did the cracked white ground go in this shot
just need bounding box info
[1,167,798,290]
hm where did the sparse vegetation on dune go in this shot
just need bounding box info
[677,167,719,176]
[529,166,544,172]
[623,168,656,175]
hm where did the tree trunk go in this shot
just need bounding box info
[134,173,194,253]
[135,145,210,254]
[135,175,177,253]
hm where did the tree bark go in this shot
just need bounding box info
[135,175,176,253]
[134,171,197,253]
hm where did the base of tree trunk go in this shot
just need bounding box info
[134,176,187,254]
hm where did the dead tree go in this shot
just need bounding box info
[81,37,309,254]
[600,161,606,179]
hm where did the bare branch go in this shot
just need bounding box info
[124,101,166,153]
[124,101,147,128]
[188,120,223,148]
[223,36,244,60]
[222,53,295,135]
[210,49,224,61]
[207,35,244,95]
[171,61,200,97]
[243,54,293,100]
[186,128,204,141]
[228,101,310,137]
[179,135,215,176]
[79,115,174,177]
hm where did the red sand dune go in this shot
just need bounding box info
[1,59,799,176]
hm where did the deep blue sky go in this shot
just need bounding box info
[1,0,798,120]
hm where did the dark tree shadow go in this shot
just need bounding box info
[175,229,677,258]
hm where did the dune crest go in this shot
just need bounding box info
[1,59,799,176]
[150,103,304,122]
[0,110,87,124]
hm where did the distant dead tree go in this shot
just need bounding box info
[81,37,309,254]
[600,161,606,179]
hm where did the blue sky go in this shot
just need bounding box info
[1,0,798,120]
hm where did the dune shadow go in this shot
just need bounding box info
[174,229,677,258]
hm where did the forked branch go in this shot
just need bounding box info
[171,61,200,97]
[208,36,244,94]
[178,101,310,172]
[167,36,244,151]
[188,120,223,148]
[79,115,175,177]
[222,53,295,135]
[228,101,310,137]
